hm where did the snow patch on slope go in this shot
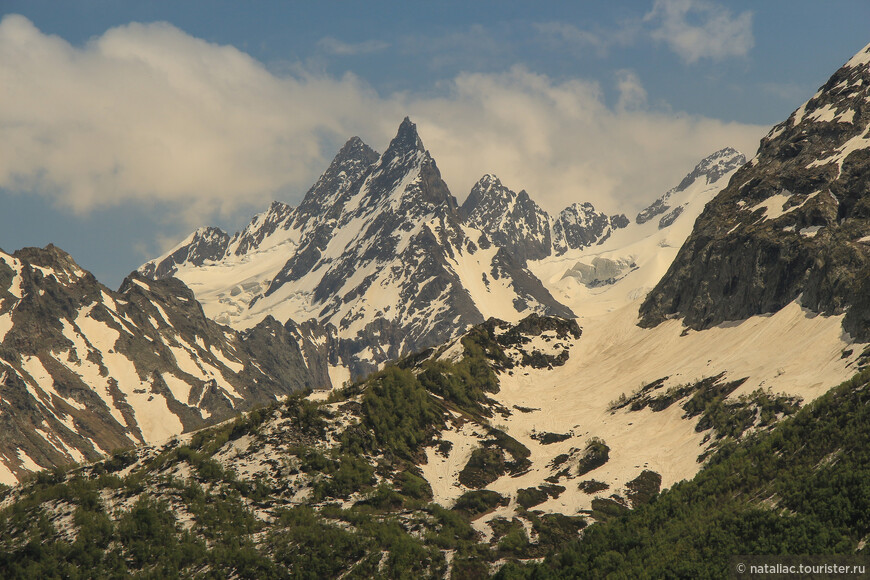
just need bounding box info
[530,159,739,320]
[425,298,859,527]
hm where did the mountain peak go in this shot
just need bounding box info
[461,176,554,262]
[477,173,501,187]
[139,226,230,279]
[291,135,380,224]
[14,243,74,263]
[636,147,745,225]
[461,174,513,217]
[12,243,87,286]
[674,147,746,192]
[387,116,425,157]
[552,202,629,255]
[336,135,378,162]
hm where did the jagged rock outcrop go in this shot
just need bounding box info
[461,174,630,262]
[552,203,629,255]
[138,227,230,279]
[461,174,553,262]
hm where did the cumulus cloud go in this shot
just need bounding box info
[0,14,766,228]
[0,15,392,221]
[645,0,754,63]
[403,67,765,214]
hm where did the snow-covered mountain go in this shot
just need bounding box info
[416,307,859,532]
[529,146,746,319]
[132,135,865,529]
[5,307,859,570]
[111,40,870,535]
[141,119,573,378]
[8,126,765,489]
[433,142,866,527]
[641,41,870,340]
[460,173,629,263]
[635,147,746,228]
[0,245,327,484]
[460,174,554,262]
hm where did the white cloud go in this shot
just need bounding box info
[402,67,766,214]
[615,69,648,111]
[0,15,391,222]
[0,14,766,229]
[645,0,754,63]
[317,36,389,56]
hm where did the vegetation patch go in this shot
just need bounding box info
[341,365,442,461]
[609,373,802,455]
[624,470,662,507]
[417,356,499,417]
[395,470,433,501]
[547,453,570,470]
[487,428,532,476]
[458,447,506,489]
[530,430,572,445]
[590,496,630,521]
[530,513,587,549]
[578,479,609,494]
[516,487,550,509]
[681,374,747,418]
[453,490,509,517]
[576,438,610,476]
[516,485,566,509]
[694,388,802,448]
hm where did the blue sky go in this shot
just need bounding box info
[1,0,869,287]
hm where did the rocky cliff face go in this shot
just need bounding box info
[640,43,870,339]
[138,227,230,280]
[460,174,553,262]
[552,203,629,255]
[461,174,629,262]
[0,245,322,483]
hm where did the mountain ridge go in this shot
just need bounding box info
[140,118,580,378]
[0,246,329,483]
[640,41,870,340]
